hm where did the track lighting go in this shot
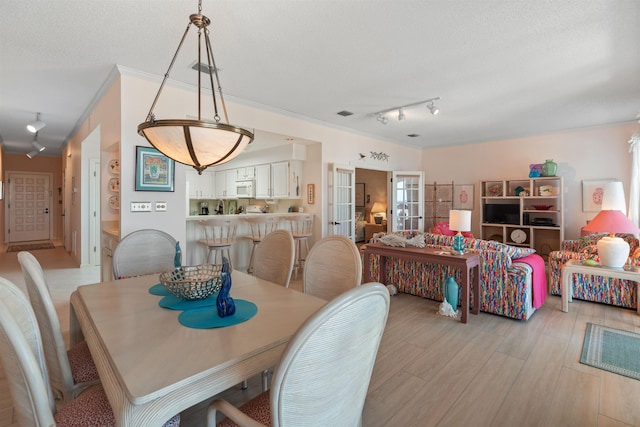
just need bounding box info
[373,97,440,124]
[27,112,46,133]
[427,101,440,115]
[32,141,45,152]
[26,150,39,159]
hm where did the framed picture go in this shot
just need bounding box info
[454,184,474,209]
[582,179,615,212]
[135,146,175,192]
[307,183,315,204]
[355,183,365,207]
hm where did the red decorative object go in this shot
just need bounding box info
[429,221,474,238]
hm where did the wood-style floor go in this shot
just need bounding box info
[1,245,640,426]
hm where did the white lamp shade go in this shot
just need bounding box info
[601,181,626,212]
[449,210,471,232]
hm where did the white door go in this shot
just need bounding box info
[7,172,52,242]
[390,171,424,232]
[329,164,356,239]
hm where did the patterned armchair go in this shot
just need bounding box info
[549,234,640,308]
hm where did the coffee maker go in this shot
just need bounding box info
[200,201,209,215]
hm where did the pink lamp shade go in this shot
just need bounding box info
[583,210,640,268]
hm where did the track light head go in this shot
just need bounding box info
[398,108,405,121]
[26,150,39,159]
[27,112,46,133]
[376,114,388,125]
[32,141,45,152]
[428,102,439,115]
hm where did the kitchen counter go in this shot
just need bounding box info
[186,212,309,221]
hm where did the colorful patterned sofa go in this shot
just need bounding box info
[548,234,640,308]
[363,232,546,320]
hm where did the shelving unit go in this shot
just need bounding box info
[480,177,564,259]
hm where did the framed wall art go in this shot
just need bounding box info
[582,179,615,212]
[454,184,474,210]
[355,183,365,207]
[135,146,175,192]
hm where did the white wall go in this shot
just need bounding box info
[422,124,636,239]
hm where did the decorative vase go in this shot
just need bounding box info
[452,233,465,255]
[174,242,182,268]
[444,276,459,310]
[541,159,557,177]
[216,257,236,318]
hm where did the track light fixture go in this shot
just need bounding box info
[373,97,441,124]
[27,112,46,133]
[26,150,39,159]
[26,133,45,158]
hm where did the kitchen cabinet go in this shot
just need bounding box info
[254,161,302,199]
[186,170,215,199]
[214,169,238,198]
[236,167,255,180]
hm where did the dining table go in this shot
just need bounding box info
[69,271,326,426]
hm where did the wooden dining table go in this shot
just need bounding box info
[69,271,326,426]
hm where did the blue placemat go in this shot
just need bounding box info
[148,283,171,296]
[158,294,218,310]
[178,300,258,329]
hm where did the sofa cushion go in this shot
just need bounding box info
[423,233,535,260]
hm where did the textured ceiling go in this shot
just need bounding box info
[1,0,639,157]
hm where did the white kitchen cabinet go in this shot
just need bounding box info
[186,170,215,199]
[236,166,255,180]
[214,169,239,198]
[254,161,302,199]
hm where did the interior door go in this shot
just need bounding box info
[329,164,356,239]
[7,172,52,242]
[390,171,424,232]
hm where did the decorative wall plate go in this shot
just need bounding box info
[109,195,120,210]
[109,177,120,192]
[108,159,120,174]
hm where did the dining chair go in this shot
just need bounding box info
[0,276,181,427]
[208,282,390,427]
[198,218,238,270]
[112,229,181,279]
[252,229,295,288]
[303,234,363,301]
[242,215,279,274]
[18,251,100,403]
[284,214,314,279]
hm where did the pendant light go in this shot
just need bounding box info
[137,0,254,174]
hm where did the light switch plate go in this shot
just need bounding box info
[155,202,167,211]
[131,202,152,212]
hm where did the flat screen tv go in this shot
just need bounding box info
[483,203,520,225]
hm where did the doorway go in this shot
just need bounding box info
[355,168,388,244]
[5,172,52,243]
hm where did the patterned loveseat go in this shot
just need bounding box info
[363,232,545,320]
[548,234,640,308]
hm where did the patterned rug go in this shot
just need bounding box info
[581,322,640,380]
[6,242,55,253]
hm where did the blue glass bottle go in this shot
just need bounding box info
[216,257,236,317]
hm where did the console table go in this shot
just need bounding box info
[363,243,480,323]
[561,259,640,313]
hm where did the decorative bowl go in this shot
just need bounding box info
[531,205,553,210]
[160,264,223,300]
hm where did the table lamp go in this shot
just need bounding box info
[583,182,639,268]
[371,202,386,224]
[449,210,471,255]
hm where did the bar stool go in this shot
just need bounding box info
[285,214,314,279]
[243,216,278,274]
[198,218,237,270]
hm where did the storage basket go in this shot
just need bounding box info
[160,264,223,300]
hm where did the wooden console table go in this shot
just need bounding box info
[363,243,481,323]
[561,259,640,313]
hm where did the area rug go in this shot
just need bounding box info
[581,322,640,380]
[6,242,55,253]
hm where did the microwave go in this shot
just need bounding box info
[235,179,255,198]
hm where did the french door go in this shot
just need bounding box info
[390,171,424,232]
[329,164,356,240]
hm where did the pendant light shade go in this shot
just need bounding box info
[137,1,254,174]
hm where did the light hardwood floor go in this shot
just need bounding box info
[1,244,640,426]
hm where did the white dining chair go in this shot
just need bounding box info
[252,229,295,288]
[303,234,363,300]
[112,229,181,279]
[209,282,390,427]
[243,216,279,274]
[0,276,181,427]
[18,251,100,403]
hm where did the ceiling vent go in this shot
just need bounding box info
[337,110,354,117]
[191,62,220,74]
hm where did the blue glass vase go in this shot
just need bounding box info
[444,276,459,309]
[216,257,236,318]
[452,233,465,255]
